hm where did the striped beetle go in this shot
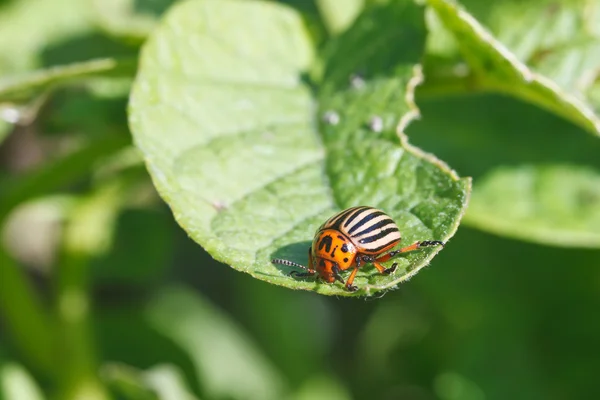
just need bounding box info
[272,206,444,292]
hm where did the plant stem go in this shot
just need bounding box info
[53,180,126,400]
[0,248,55,378]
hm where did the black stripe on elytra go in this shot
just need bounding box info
[366,238,402,254]
[318,235,333,253]
[342,206,370,229]
[325,207,356,229]
[348,211,387,235]
[359,227,400,244]
[352,217,395,238]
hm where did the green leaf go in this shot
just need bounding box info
[92,0,178,42]
[316,0,364,35]
[465,165,600,248]
[0,120,10,145]
[0,58,137,103]
[426,0,600,137]
[0,0,94,76]
[455,0,600,110]
[408,92,600,247]
[103,363,199,400]
[146,286,285,400]
[0,363,45,400]
[293,375,351,400]
[129,0,470,296]
[0,249,55,378]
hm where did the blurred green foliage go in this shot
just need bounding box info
[0,0,599,399]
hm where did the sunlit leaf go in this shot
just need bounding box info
[129,0,470,296]
[0,363,45,400]
[0,0,93,75]
[426,0,600,137]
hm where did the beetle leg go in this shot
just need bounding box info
[372,261,397,275]
[376,240,445,262]
[331,264,345,285]
[344,267,359,292]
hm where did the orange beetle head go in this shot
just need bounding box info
[311,229,357,281]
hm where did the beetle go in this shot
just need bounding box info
[272,206,444,292]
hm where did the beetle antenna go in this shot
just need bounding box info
[271,259,309,271]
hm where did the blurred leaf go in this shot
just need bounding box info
[96,308,199,389]
[92,0,177,42]
[0,58,136,102]
[464,165,600,248]
[0,121,9,144]
[294,375,351,400]
[146,286,285,400]
[426,0,600,137]
[0,58,137,103]
[0,249,55,378]
[103,363,199,400]
[0,362,45,400]
[408,94,600,245]
[143,365,199,400]
[129,0,470,296]
[0,134,130,220]
[409,94,600,180]
[104,365,158,400]
[316,0,364,35]
[457,0,600,112]
[63,177,132,256]
[0,0,93,75]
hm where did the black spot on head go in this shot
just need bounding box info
[319,259,326,268]
[331,246,337,257]
[318,235,333,253]
[341,243,349,253]
[343,257,349,263]
[337,235,345,240]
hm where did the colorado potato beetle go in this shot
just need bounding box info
[272,206,444,292]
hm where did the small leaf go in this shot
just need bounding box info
[0,121,10,145]
[146,286,285,400]
[294,375,351,400]
[103,363,199,400]
[0,362,45,400]
[129,0,470,296]
[92,0,177,42]
[316,0,364,35]
[465,165,600,248]
[426,0,600,137]
[0,58,137,103]
[0,0,94,75]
